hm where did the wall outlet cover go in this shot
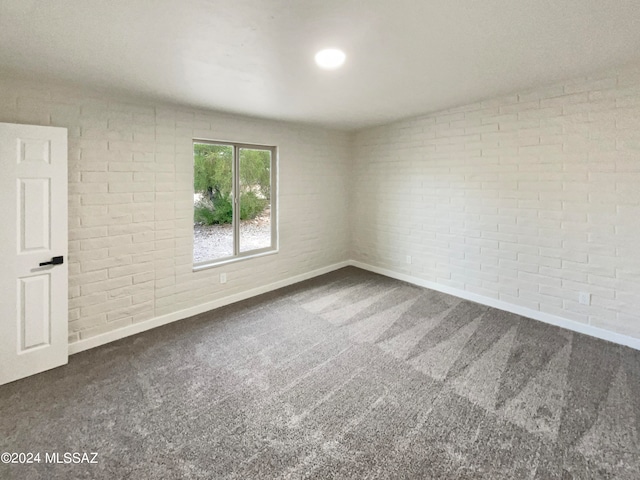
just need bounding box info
[579,292,591,306]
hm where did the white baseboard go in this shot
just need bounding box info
[349,260,640,351]
[68,260,350,355]
[69,258,640,355]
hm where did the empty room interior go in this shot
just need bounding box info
[2,1,640,478]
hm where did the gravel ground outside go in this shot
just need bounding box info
[193,209,271,263]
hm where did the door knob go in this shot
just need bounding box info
[39,256,64,267]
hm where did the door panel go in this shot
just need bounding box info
[19,274,51,350]
[0,123,68,386]
[20,178,51,252]
[18,138,51,164]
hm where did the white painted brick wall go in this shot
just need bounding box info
[3,64,640,346]
[0,78,351,344]
[352,64,640,339]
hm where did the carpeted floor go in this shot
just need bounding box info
[1,267,639,479]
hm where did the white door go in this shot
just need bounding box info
[0,123,68,386]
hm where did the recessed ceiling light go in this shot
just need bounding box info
[315,49,346,70]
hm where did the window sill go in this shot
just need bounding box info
[192,248,278,272]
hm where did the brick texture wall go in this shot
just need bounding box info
[2,63,639,347]
[352,64,640,339]
[0,78,351,344]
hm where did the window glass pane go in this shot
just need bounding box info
[239,148,271,253]
[193,143,234,262]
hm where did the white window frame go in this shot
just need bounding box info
[193,139,278,271]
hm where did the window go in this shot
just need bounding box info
[193,140,277,268]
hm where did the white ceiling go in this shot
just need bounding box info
[1,0,640,130]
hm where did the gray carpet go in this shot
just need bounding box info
[1,267,639,479]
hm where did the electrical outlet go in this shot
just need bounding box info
[220,273,227,284]
[406,255,412,264]
[578,292,591,306]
